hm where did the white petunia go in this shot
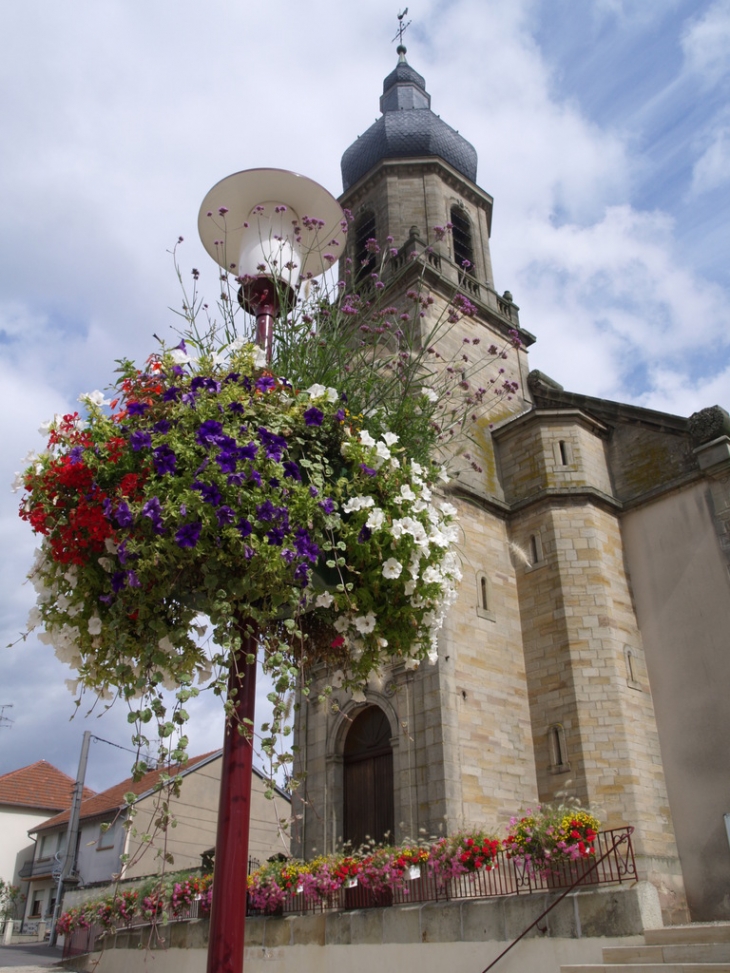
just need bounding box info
[343,495,375,513]
[428,649,439,665]
[87,616,102,636]
[27,607,42,631]
[79,390,109,408]
[316,591,335,608]
[374,441,391,464]
[359,430,376,447]
[354,613,376,634]
[422,565,442,585]
[383,432,399,447]
[253,346,267,368]
[403,657,420,670]
[382,558,402,580]
[366,508,385,530]
[351,689,367,703]
[11,472,23,493]
[306,383,326,399]
[334,614,351,633]
[421,386,439,403]
[439,501,458,518]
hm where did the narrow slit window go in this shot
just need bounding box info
[559,440,569,465]
[480,576,488,611]
[530,533,543,565]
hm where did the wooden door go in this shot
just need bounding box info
[343,707,394,850]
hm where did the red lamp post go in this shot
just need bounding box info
[197,169,344,973]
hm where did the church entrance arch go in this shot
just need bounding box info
[343,706,394,849]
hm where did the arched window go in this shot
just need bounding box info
[354,211,377,283]
[548,723,570,773]
[343,706,394,849]
[450,205,475,275]
[476,571,495,621]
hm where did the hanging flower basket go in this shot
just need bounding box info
[18,340,461,714]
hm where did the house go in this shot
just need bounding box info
[25,751,289,922]
[0,760,94,920]
[291,46,730,926]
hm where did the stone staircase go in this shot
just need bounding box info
[562,924,730,973]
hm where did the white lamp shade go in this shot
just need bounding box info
[198,168,345,284]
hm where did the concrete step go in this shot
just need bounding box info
[645,926,730,946]
[562,966,730,973]
[602,945,730,965]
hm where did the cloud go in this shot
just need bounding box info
[681,0,730,87]
[690,125,730,196]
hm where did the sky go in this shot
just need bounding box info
[1,0,729,795]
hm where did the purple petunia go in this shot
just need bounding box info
[283,460,301,481]
[162,386,181,402]
[196,420,224,447]
[303,406,324,427]
[127,570,141,588]
[153,419,171,434]
[153,445,177,475]
[266,527,287,546]
[68,445,85,465]
[215,450,238,474]
[335,409,345,422]
[294,528,320,564]
[141,497,165,534]
[255,375,277,393]
[239,442,258,462]
[359,463,378,477]
[319,498,335,515]
[216,505,235,526]
[175,522,203,548]
[192,480,222,506]
[249,470,262,487]
[127,402,149,416]
[293,563,309,585]
[358,525,372,543]
[255,500,276,522]
[237,518,253,538]
[130,430,152,451]
[258,427,288,461]
[111,571,127,593]
[114,501,134,528]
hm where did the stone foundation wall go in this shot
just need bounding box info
[67,883,661,973]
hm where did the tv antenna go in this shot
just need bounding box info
[0,704,14,729]
[392,8,411,46]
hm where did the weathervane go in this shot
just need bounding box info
[392,8,411,46]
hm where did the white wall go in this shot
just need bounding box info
[0,805,46,886]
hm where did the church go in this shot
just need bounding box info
[291,44,730,927]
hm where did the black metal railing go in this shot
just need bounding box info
[62,828,636,959]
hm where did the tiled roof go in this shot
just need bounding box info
[0,760,95,812]
[34,751,220,833]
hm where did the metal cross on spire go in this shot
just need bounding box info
[392,8,411,46]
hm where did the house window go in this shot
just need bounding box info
[354,210,377,282]
[29,891,45,918]
[450,205,475,275]
[548,723,570,774]
[97,821,117,850]
[476,571,495,621]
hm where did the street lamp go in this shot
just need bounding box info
[199,168,345,358]
[197,168,343,973]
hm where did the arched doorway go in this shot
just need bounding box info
[343,706,394,849]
